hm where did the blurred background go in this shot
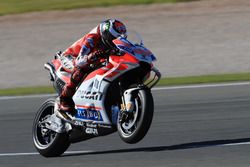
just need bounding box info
[0,0,250,89]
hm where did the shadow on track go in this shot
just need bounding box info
[63,137,250,157]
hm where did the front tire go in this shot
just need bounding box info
[117,89,154,144]
[32,98,70,157]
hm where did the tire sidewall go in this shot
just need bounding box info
[32,98,70,157]
[117,89,154,144]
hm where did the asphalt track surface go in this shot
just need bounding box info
[0,83,250,167]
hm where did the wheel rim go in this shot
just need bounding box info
[119,94,142,137]
[33,106,57,149]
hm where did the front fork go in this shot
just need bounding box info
[121,88,138,112]
[118,86,145,123]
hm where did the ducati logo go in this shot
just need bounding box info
[77,90,103,101]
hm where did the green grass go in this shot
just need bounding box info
[0,0,198,16]
[0,86,55,96]
[1,72,250,96]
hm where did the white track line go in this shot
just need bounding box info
[0,152,40,156]
[1,141,250,157]
[0,150,93,157]
[1,82,250,100]
[222,142,250,146]
[0,94,56,100]
[153,81,250,91]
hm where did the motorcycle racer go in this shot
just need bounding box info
[58,19,127,120]
[35,23,161,156]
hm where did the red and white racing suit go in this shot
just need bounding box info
[60,26,109,111]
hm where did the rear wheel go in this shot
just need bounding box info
[117,89,154,144]
[32,98,70,157]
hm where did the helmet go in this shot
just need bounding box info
[99,19,127,48]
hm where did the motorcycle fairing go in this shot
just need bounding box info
[84,56,139,82]
[49,37,156,125]
[73,77,110,124]
[113,37,157,63]
[73,61,139,124]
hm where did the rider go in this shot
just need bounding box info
[57,19,127,120]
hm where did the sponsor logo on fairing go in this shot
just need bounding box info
[85,127,98,135]
[86,123,97,128]
[76,108,103,121]
[74,120,85,126]
[77,90,103,101]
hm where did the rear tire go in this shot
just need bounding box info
[117,89,154,144]
[32,98,70,157]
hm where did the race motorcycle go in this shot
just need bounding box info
[32,33,161,157]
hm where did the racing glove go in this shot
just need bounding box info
[88,49,111,62]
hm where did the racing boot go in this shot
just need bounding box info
[57,67,86,121]
[57,86,77,121]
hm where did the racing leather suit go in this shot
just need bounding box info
[59,26,109,112]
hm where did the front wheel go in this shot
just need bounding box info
[117,89,154,144]
[32,98,70,157]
